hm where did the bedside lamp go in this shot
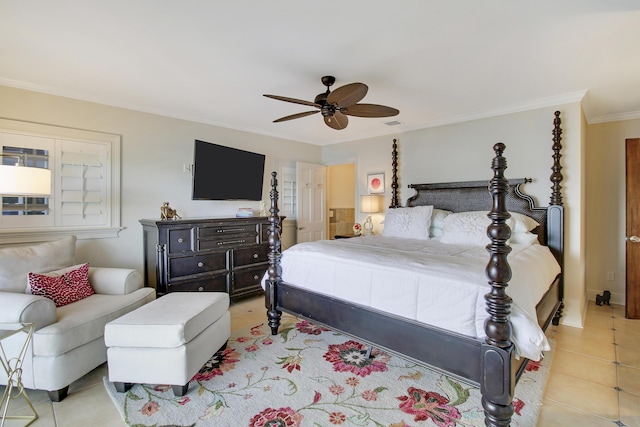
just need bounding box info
[0,155,51,196]
[360,194,382,235]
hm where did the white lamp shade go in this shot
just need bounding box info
[0,165,52,196]
[360,194,382,213]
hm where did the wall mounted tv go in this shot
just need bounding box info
[192,140,266,201]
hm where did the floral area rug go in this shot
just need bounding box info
[103,319,553,427]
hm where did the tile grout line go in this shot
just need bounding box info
[611,305,625,426]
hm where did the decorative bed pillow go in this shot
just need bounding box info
[510,212,540,233]
[429,208,452,238]
[510,232,540,245]
[382,205,433,240]
[28,263,94,307]
[440,211,515,246]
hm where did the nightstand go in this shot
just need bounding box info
[334,234,360,239]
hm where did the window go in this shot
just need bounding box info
[0,119,121,243]
[2,146,50,216]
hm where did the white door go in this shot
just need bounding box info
[296,162,326,242]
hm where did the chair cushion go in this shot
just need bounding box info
[32,287,155,357]
[0,236,76,293]
[105,292,230,349]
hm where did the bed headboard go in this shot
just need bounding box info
[395,111,564,265]
[405,179,549,244]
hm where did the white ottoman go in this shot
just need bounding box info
[105,292,230,396]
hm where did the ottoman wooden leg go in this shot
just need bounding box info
[114,382,133,393]
[172,384,189,397]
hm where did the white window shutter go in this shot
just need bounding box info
[57,139,110,227]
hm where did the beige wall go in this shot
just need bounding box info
[0,85,321,271]
[586,118,640,307]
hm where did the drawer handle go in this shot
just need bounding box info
[197,262,204,267]
[217,239,246,245]
[217,228,246,233]
[198,286,204,292]
[177,237,184,243]
[253,275,259,280]
[253,253,259,259]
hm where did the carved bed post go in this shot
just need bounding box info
[265,171,283,335]
[482,142,515,427]
[550,111,563,206]
[390,138,399,208]
[549,110,565,324]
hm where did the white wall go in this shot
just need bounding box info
[323,104,587,327]
[0,85,321,272]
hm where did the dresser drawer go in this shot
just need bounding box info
[199,234,258,250]
[168,252,228,279]
[168,275,228,293]
[199,223,258,239]
[231,265,266,295]
[233,245,269,267]
[166,228,194,253]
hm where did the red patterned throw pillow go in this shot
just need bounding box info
[29,263,94,307]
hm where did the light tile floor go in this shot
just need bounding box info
[2,297,638,426]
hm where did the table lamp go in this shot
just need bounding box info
[360,194,382,235]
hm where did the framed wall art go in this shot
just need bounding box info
[367,173,385,194]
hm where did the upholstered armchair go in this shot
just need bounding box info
[0,236,155,401]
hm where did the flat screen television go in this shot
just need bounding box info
[191,140,266,201]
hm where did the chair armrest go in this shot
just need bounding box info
[88,267,144,295]
[0,292,57,330]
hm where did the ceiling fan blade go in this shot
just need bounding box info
[273,110,319,123]
[326,82,368,107]
[324,111,348,130]
[263,94,320,108]
[341,103,400,118]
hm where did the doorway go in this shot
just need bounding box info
[327,163,356,239]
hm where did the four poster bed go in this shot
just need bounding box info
[264,111,565,427]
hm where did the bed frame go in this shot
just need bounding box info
[265,111,564,427]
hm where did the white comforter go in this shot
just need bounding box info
[272,235,561,361]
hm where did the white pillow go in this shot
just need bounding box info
[382,205,433,240]
[440,211,515,246]
[510,212,540,233]
[431,209,452,229]
[0,236,76,294]
[510,232,539,245]
[429,208,452,238]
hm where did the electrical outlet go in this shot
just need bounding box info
[606,271,615,281]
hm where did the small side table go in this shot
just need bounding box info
[334,234,360,239]
[0,323,38,427]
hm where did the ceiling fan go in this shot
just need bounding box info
[263,76,399,130]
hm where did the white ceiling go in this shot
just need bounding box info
[1,1,640,146]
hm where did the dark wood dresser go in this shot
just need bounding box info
[139,217,274,298]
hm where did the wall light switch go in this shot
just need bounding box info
[607,271,615,281]
[183,164,193,174]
